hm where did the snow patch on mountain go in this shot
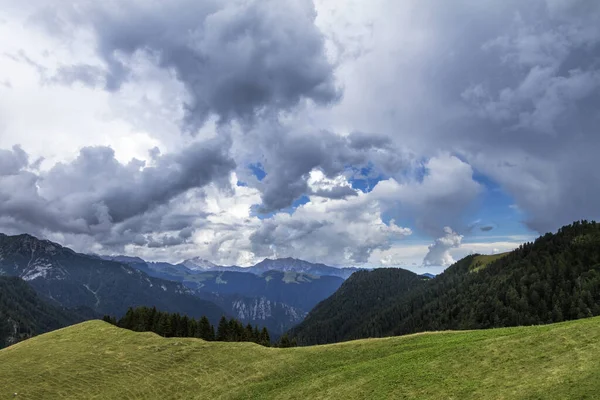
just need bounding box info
[181,257,218,271]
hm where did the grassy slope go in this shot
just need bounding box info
[468,252,509,272]
[1,318,600,400]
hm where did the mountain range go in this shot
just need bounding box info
[0,234,226,324]
[7,221,599,349]
[179,257,363,279]
[0,233,351,340]
[104,256,346,334]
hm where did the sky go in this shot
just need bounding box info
[0,0,598,272]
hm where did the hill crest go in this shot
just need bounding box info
[3,317,600,399]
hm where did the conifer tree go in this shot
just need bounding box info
[198,316,214,341]
[159,314,172,337]
[216,316,229,341]
[260,327,270,346]
[244,324,254,342]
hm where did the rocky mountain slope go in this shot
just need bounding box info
[109,255,344,334]
[0,234,226,323]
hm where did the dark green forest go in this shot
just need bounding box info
[105,306,296,347]
[289,268,427,344]
[291,221,600,345]
[0,277,93,349]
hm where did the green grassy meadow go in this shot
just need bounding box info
[469,252,509,272]
[2,317,600,399]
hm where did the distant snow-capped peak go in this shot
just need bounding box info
[181,257,218,271]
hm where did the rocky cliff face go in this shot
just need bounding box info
[230,296,306,333]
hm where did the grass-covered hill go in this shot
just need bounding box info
[2,317,600,399]
[291,220,600,345]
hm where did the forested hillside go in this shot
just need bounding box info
[292,221,600,344]
[291,268,426,344]
[0,277,92,348]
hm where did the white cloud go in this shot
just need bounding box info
[371,154,482,234]
[250,180,413,265]
[423,227,463,267]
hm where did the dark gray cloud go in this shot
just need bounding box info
[41,138,234,224]
[148,234,189,248]
[336,0,600,236]
[0,145,28,175]
[256,129,360,212]
[0,139,234,248]
[41,0,339,132]
[310,185,358,200]
[450,0,600,233]
[347,131,393,151]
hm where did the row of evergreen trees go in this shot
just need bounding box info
[103,306,296,347]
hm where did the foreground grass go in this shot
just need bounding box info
[1,318,600,399]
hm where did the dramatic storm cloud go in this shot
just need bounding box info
[42,0,340,131]
[0,0,598,269]
[0,141,234,248]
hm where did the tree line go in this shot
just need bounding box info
[103,306,296,347]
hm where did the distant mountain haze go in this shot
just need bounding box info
[179,256,363,279]
[0,233,349,338]
[0,233,227,324]
[110,256,346,335]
